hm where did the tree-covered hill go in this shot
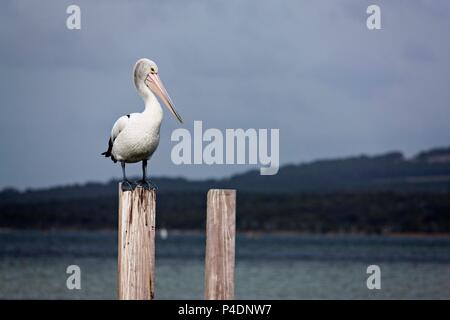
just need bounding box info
[1,146,449,202]
[0,146,449,233]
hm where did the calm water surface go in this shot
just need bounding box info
[0,230,449,299]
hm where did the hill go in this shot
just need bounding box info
[0,146,449,233]
[1,146,449,202]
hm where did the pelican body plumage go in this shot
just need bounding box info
[102,58,183,191]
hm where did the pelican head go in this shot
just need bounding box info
[134,58,183,123]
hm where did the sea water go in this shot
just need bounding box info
[0,230,449,299]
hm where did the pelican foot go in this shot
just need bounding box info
[136,179,158,191]
[121,180,135,192]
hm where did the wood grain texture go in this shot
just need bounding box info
[204,189,236,300]
[118,184,156,300]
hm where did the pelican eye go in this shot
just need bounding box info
[149,66,157,74]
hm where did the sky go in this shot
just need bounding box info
[0,0,449,189]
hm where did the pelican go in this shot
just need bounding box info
[102,58,183,191]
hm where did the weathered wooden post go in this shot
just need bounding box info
[204,189,236,300]
[117,184,156,300]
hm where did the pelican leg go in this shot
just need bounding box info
[121,162,134,191]
[137,159,158,190]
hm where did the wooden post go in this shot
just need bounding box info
[117,184,156,300]
[204,189,236,300]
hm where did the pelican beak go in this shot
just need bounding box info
[145,73,183,124]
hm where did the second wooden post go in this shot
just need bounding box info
[204,189,236,300]
[118,185,156,300]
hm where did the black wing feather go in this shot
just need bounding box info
[101,138,116,162]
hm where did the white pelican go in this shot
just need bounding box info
[102,58,183,191]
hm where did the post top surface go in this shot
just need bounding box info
[208,189,236,195]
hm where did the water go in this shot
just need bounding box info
[0,230,449,299]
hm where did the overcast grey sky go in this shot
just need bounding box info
[1,0,449,189]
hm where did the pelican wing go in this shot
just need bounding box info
[101,114,132,161]
[111,114,131,143]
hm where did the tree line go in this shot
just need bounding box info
[1,191,449,234]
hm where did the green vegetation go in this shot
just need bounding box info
[0,192,449,234]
